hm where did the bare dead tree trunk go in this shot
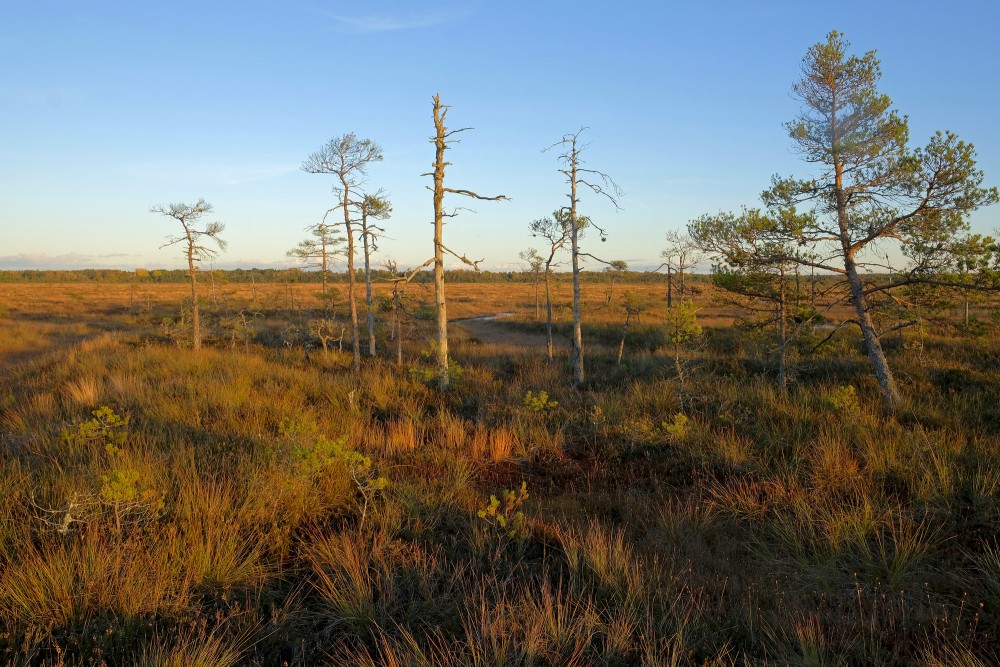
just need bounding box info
[362,223,376,356]
[340,176,361,374]
[570,162,585,387]
[394,284,403,367]
[667,266,673,310]
[548,130,621,388]
[545,269,554,360]
[188,241,200,351]
[428,94,507,390]
[432,98,450,390]
[321,233,330,315]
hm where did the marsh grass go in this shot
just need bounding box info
[0,282,999,664]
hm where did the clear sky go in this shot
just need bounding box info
[2,0,998,272]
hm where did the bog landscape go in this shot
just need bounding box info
[3,24,1000,667]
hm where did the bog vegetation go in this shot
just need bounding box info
[1,31,999,666]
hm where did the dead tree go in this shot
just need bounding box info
[358,191,392,356]
[151,199,226,351]
[425,94,508,390]
[546,129,622,388]
[302,134,383,374]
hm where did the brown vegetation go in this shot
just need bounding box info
[1,277,999,664]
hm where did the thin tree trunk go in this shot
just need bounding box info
[209,268,218,308]
[831,101,900,407]
[667,266,673,310]
[673,339,684,385]
[321,234,329,315]
[778,265,787,394]
[794,260,801,310]
[810,266,816,310]
[362,219,376,356]
[188,243,200,351]
[835,214,899,405]
[570,159,585,388]
[394,287,403,367]
[534,278,540,320]
[432,96,450,390]
[617,310,632,366]
[340,176,361,374]
[545,268,554,359]
[845,258,898,403]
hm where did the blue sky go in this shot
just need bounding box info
[1,0,998,272]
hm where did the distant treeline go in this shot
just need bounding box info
[0,268,691,285]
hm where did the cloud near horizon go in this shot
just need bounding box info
[0,253,313,272]
[0,253,141,271]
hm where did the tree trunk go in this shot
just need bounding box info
[321,234,329,315]
[362,219,376,356]
[188,243,200,351]
[831,107,900,407]
[534,279,540,320]
[810,266,816,310]
[394,287,403,368]
[845,258,899,404]
[545,269,554,360]
[673,339,684,385]
[777,265,787,394]
[432,96,450,390]
[666,266,673,310]
[341,177,361,374]
[617,310,632,366]
[794,261,801,310]
[570,160,585,388]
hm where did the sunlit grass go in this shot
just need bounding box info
[0,280,998,663]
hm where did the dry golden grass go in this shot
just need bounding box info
[1,277,999,664]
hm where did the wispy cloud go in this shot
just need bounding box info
[0,253,141,270]
[323,4,474,33]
